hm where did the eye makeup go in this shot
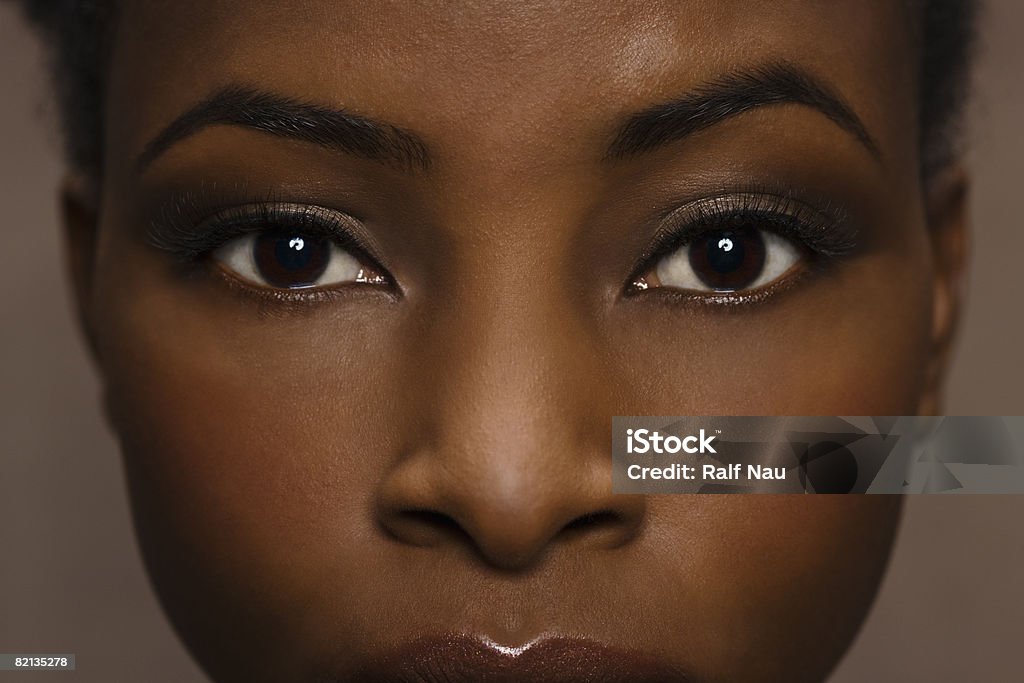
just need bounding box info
[143,187,396,288]
[625,189,860,304]
[147,194,374,262]
[141,183,859,310]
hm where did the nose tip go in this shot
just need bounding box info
[376,455,645,571]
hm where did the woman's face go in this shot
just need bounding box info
[72,1,960,681]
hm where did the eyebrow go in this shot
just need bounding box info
[607,62,880,161]
[135,85,431,173]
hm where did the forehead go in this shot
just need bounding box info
[107,1,915,177]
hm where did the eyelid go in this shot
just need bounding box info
[627,191,857,286]
[148,200,392,275]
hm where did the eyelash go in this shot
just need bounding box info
[625,191,858,300]
[147,189,856,306]
[149,197,390,277]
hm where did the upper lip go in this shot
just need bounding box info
[342,633,692,682]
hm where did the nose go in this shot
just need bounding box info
[375,289,645,572]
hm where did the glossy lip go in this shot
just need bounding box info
[336,633,693,683]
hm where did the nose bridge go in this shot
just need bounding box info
[430,264,601,506]
[430,191,601,453]
[442,278,589,450]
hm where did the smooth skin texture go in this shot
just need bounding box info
[63,1,968,681]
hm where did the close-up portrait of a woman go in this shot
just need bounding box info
[1,1,1022,681]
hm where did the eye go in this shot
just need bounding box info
[635,225,803,293]
[213,229,387,290]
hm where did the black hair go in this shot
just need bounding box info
[14,0,979,184]
[15,0,113,177]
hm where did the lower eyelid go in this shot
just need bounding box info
[627,264,814,310]
[210,264,401,310]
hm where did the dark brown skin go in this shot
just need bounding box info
[63,1,968,681]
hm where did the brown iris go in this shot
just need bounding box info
[253,231,331,288]
[688,226,766,291]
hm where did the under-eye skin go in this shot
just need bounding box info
[628,192,858,305]
[147,201,392,298]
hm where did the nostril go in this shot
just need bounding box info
[384,508,472,547]
[563,510,619,532]
[400,509,462,532]
[558,509,638,548]
[377,453,648,567]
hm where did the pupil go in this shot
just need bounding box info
[688,227,766,291]
[254,231,330,288]
[707,233,745,274]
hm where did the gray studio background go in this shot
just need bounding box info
[2,2,1022,681]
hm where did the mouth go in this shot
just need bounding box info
[339,633,692,682]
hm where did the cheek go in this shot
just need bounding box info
[93,266,410,677]
[635,495,901,682]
